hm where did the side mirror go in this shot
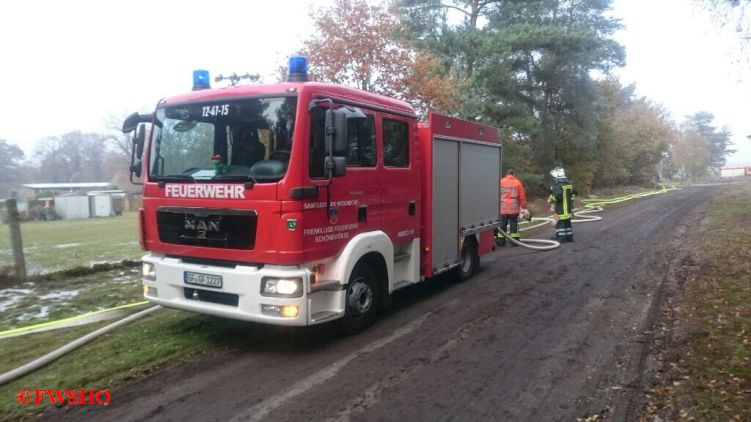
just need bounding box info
[325,106,366,156]
[325,108,346,156]
[130,161,143,179]
[135,124,146,160]
[129,123,147,185]
[325,156,346,178]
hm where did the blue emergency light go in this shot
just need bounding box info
[192,69,211,91]
[287,56,308,82]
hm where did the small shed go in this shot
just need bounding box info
[87,190,126,217]
[54,195,90,219]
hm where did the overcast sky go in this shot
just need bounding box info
[1,0,749,166]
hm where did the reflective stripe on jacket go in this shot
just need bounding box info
[500,175,528,215]
[548,179,576,220]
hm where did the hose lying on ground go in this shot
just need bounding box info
[495,228,561,250]
[0,186,678,384]
[0,301,150,339]
[496,186,677,251]
[0,305,161,386]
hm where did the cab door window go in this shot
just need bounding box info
[308,107,375,179]
[345,115,376,167]
[383,119,409,167]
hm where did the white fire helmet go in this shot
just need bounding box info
[550,167,566,179]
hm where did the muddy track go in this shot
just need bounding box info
[48,186,715,422]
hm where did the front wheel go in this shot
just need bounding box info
[456,237,479,282]
[340,265,379,334]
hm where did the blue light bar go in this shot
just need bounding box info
[287,56,308,82]
[192,69,211,91]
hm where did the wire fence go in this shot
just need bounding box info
[1,201,141,277]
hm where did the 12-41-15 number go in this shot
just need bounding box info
[202,104,229,117]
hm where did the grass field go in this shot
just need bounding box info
[0,213,141,274]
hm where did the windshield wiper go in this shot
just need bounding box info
[153,175,195,183]
[210,174,257,186]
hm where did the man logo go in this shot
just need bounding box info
[185,218,221,239]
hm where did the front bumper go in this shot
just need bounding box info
[141,254,344,326]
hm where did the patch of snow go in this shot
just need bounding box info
[35,306,50,318]
[0,288,36,312]
[15,306,51,322]
[1,288,34,295]
[0,294,24,312]
[39,290,80,301]
[55,243,83,249]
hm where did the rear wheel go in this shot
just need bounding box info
[456,237,478,282]
[340,265,379,334]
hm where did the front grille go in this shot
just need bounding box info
[157,207,256,249]
[184,288,239,307]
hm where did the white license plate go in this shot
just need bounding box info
[184,271,222,288]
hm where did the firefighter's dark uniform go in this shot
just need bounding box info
[548,178,576,242]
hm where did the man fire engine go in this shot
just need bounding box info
[123,56,502,332]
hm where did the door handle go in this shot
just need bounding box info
[408,201,416,216]
[358,205,367,222]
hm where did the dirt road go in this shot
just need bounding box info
[51,186,714,422]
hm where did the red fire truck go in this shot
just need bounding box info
[123,56,501,332]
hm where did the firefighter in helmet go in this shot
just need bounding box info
[548,167,577,242]
[496,169,528,246]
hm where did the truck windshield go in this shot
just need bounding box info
[149,96,297,183]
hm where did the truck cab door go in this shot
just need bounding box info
[303,105,377,254]
[378,118,419,246]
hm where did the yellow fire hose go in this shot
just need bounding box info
[0,186,677,385]
[496,185,677,250]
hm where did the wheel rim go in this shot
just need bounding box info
[347,277,373,318]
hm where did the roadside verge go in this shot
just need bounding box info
[644,182,751,420]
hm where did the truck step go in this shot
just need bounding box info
[393,279,413,290]
[393,253,411,262]
[310,311,339,323]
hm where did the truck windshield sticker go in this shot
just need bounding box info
[202,104,230,117]
[165,184,245,199]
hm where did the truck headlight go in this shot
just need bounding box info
[142,262,156,280]
[261,277,302,297]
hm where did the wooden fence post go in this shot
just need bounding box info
[5,198,27,280]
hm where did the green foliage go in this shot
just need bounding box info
[399,0,632,191]
[303,0,725,191]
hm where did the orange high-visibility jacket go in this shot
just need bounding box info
[500,175,528,215]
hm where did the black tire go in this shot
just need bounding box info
[456,237,479,282]
[340,265,379,334]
